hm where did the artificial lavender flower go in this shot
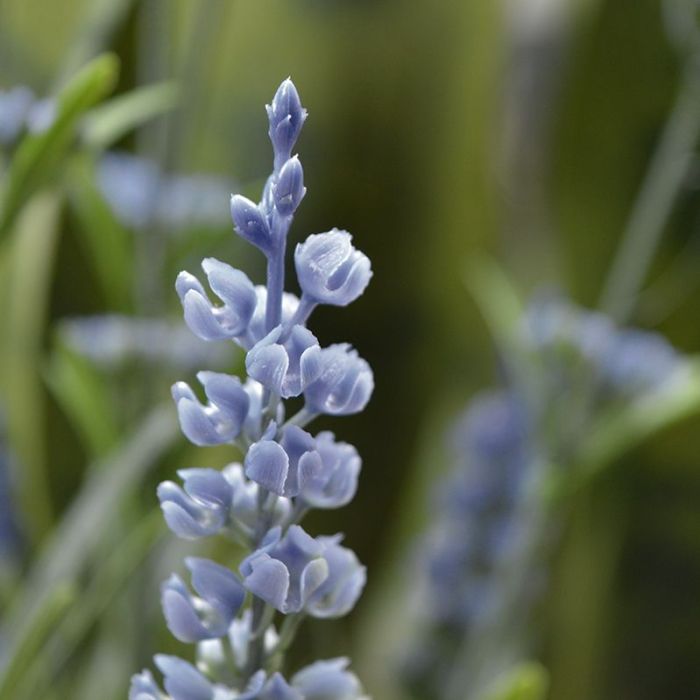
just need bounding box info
[273,156,306,216]
[132,79,371,699]
[246,326,322,398]
[176,260,258,343]
[295,231,372,308]
[240,525,329,614]
[158,468,233,539]
[172,372,249,446]
[291,659,367,700]
[298,432,361,509]
[304,345,374,416]
[266,78,307,169]
[132,656,365,700]
[306,537,366,619]
[161,558,246,642]
[230,195,274,254]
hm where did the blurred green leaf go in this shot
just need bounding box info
[82,81,180,150]
[15,511,163,700]
[45,340,120,458]
[482,663,550,700]
[554,359,700,495]
[466,254,524,356]
[1,192,62,541]
[55,0,135,86]
[0,583,75,700]
[0,53,119,238]
[66,154,132,310]
[0,405,178,686]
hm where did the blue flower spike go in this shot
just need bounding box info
[132,79,371,698]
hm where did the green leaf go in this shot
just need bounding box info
[14,512,163,700]
[465,254,524,355]
[551,359,700,496]
[44,340,121,458]
[482,663,550,700]
[66,154,132,310]
[0,405,178,687]
[0,53,119,238]
[0,584,75,700]
[82,81,180,150]
[1,193,62,541]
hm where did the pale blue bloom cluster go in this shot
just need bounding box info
[403,295,686,698]
[401,392,532,697]
[524,295,684,404]
[131,79,372,700]
[60,315,229,370]
[0,86,55,146]
[97,152,233,231]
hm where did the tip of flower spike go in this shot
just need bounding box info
[267,79,308,164]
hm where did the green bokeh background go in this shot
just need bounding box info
[1,1,700,699]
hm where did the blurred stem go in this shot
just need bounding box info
[445,459,551,700]
[599,56,700,322]
[54,0,134,87]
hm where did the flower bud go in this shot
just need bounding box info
[304,344,374,416]
[307,537,366,618]
[292,658,366,699]
[266,78,307,163]
[157,468,232,539]
[176,260,257,342]
[240,525,328,613]
[154,655,214,700]
[300,431,361,509]
[230,194,273,253]
[161,558,245,642]
[128,670,161,700]
[273,156,306,216]
[295,230,372,307]
[244,428,290,496]
[171,371,249,446]
[246,325,322,399]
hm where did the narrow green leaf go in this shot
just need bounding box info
[14,512,164,700]
[82,81,180,151]
[1,193,62,541]
[0,584,75,700]
[55,0,135,86]
[551,359,700,496]
[66,154,132,310]
[465,254,524,355]
[0,53,119,238]
[44,340,121,458]
[0,405,178,684]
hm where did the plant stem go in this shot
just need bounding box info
[599,57,700,322]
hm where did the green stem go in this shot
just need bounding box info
[599,57,700,322]
[267,614,305,673]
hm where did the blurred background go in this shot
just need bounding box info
[1,1,700,699]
